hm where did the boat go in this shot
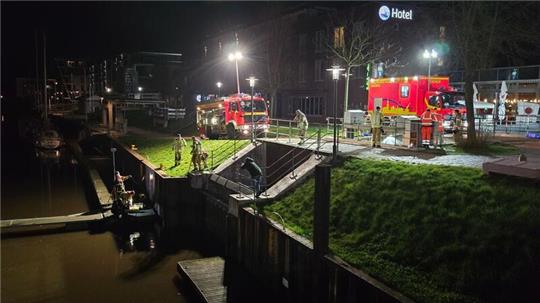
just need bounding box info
[35,129,63,149]
[111,190,157,222]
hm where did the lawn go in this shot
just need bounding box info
[118,135,250,176]
[263,159,540,303]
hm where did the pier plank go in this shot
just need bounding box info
[177,257,227,303]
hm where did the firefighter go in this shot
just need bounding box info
[293,109,308,144]
[114,171,133,205]
[115,171,131,193]
[190,136,208,171]
[172,134,187,166]
[370,106,384,148]
[433,112,444,148]
[452,109,463,144]
[421,108,435,148]
[241,157,263,198]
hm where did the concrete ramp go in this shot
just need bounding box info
[212,142,259,174]
[263,154,326,199]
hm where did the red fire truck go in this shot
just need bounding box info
[367,76,466,118]
[196,93,270,139]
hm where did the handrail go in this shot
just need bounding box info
[265,129,325,182]
[210,133,247,169]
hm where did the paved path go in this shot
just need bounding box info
[261,137,494,168]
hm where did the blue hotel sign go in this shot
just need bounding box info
[378,5,413,21]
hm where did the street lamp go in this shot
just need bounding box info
[137,86,143,92]
[246,76,258,142]
[216,82,222,97]
[422,49,438,91]
[106,87,112,93]
[228,51,243,95]
[110,147,117,183]
[326,65,344,162]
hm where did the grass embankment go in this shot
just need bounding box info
[264,159,540,303]
[118,135,249,176]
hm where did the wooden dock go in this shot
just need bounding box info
[177,257,227,303]
[0,210,113,229]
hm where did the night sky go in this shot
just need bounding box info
[1,1,296,96]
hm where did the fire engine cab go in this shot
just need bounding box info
[196,93,270,139]
[367,76,466,118]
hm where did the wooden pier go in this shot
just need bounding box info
[0,210,113,230]
[177,257,227,303]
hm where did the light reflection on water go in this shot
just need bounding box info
[1,135,201,302]
[1,227,202,303]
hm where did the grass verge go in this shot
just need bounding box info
[118,134,249,176]
[264,159,540,303]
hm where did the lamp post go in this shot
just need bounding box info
[110,147,117,183]
[216,82,222,97]
[422,49,438,91]
[228,52,243,95]
[326,66,344,162]
[247,76,258,142]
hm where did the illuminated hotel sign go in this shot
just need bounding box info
[378,5,413,21]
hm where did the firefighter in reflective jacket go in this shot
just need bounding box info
[433,112,444,148]
[293,109,308,144]
[421,108,435,147]
[370,106,384,148]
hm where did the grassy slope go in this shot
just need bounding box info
[118,135,249,176]
[264,159,540,303]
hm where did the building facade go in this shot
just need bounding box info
[184,3,461,121]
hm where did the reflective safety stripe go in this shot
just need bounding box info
[421,112,433,126]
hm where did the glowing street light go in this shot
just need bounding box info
[137,86,143,92]
[422,49,438,91]
[216,82,222,96]
[326,65,345,162]
[246,76,258,142]
[106,87,112,93]
[228,51,243,95]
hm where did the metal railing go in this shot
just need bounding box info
[264,128,327,188]
[449,65,540,83]
[210,134,245,169]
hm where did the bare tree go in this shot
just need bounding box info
[325,11,402,114]
[446,2,540,143]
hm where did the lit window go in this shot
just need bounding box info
[334,26,345,49]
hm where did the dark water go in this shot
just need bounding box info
[0,115,201,303]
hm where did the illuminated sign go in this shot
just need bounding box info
[379,5,413,21]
